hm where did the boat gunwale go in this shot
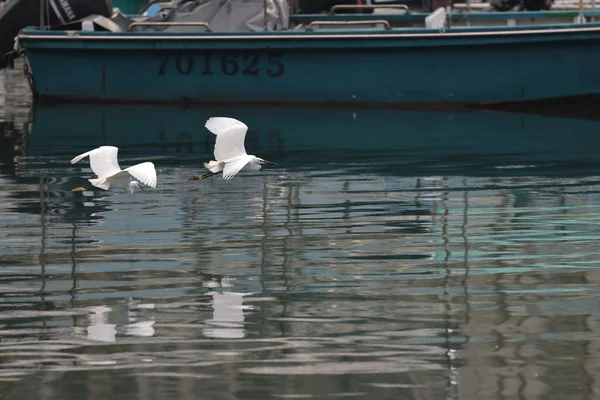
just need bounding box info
[17,22,600,41]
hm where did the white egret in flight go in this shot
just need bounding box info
[70,146,157,193]
[189,117,275,181]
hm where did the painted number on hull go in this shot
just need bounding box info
[154,51,284,78]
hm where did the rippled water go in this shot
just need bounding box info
[3,67,600,400]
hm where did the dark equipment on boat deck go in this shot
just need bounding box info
[0,0,113,69]
[490,0,554,11]
[292,0,368,14]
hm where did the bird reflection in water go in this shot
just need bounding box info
[86,299,155,342]
[203,277,251,339]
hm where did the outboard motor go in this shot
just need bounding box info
[0,0,113,69]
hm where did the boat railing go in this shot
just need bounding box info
[329,4,412,14]
[304,20,392,30]
[127,21,212,32]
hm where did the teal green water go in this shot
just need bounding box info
[3,70,600,399]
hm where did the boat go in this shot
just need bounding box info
[11,0,600,107]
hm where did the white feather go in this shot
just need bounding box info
[204,160,224,173]
[71,146,121,179]
[125,162,158,188]
[88,178,110,190]
[222,155,253,180]
[204,117,249,161]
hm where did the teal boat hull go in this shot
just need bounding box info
[17,23,600,105]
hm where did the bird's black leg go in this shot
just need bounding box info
[188,171,220,181]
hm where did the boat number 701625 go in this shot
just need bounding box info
[153,51,285,78]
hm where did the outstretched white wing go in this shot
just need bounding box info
[125,162,157,188]
[222,155,252,180]
[71,146,121,179]
[205,117,249,161]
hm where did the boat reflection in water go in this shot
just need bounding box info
[28,102,600,177]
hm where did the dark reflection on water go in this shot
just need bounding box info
[3,72,600,400]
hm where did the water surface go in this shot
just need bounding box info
[3,73,600,399]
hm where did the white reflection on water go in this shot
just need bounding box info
[203,278,252,339]
[86,301,156,342]
[203,292,247,339]
[86,306,116,342]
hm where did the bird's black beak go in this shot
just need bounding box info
[260,159,277,165]
[139,186,145,192]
